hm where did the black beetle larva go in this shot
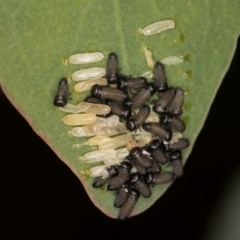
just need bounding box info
[114,183,129,208]
[147,157,161,174]
[118,189,140,220]
[153,61,168,92]
[160,114,186,132]
[91,84,128,101]
[145,172,175,185]
[171,88,185,116]
[105,99,132,120]
[127,156,147,175]
[130,173,151,198]
[148,139,168,164]
[106,52,119,84]
[169,151,183,177]
[92,165,119,188]
[142,122,172,141]
[124,83,156,109]
[53,78,69,107]
[164,138,189,152]
[107,162,132,191]
[129,147,153,168]
[117,77,147,90]
[126,105,150,131]
[153,87,176,114]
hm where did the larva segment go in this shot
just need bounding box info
[129,147,152,168]
[146,172,175,185]
[92,166,118,188]
[126,105,150,131]
[160,114,186,132]
[169,151,183,177]
[142,122,172,141]
[130,173,151,198]
[153,87,176,114]
[107,162,132,191]
[164,138,189,152]
[91,85,128,101]
[154,61,168,92]
[105,100,132,120]
[118,190,140,220]
[171,88,185,116]
[117,77,147,91]
[106,52,119,84]
[148,139,168,164]
[124,84,155,109]
[114,183,129,208]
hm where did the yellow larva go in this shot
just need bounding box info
[79,148,129,164]
[71,125,98,137]
[59,102,111,115]
[79,149,116,163]
[71,121,126,138]
[62,113,96,126]
[84,136,113,146]
[141,71,153,79]
[58,103,83,114]
[143,46,154,68]
[141,20,175,36]
[68,52,105,64]
[161,56,184,65]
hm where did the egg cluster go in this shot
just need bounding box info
[54,52,189,220]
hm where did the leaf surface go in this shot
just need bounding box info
[0,0,239,218]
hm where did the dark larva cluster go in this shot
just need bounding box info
[87,53,189,220]
[53,52,190,220]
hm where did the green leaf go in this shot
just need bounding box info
[0,0,239,219]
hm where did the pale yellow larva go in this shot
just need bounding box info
[71,67,106,81]
[77,102,111,115]
[143,45,154,68]
[69,52,104,64]
[62,113,96,126]
[98,134,132,150]
[141,20,175,36]
[74,78,107,92]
